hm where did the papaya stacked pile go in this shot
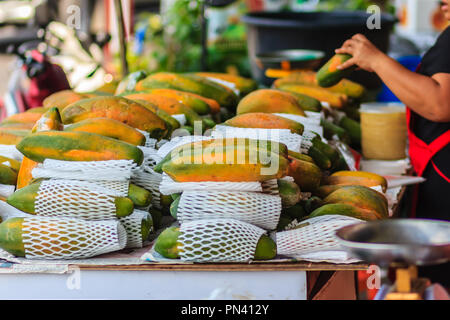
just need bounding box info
[0,106,158,259]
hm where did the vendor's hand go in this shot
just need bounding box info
[335,34,384,72]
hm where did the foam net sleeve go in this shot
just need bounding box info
[31,159,137,181]
[177,191,281,230]
[212,126,302,153]
[119,209,151,248]
[273,113,323,137]
[156,135,212,159]
[178,219,267,262]
[34,180,126,221]
[159,173,263,195]
[21,217,127,259]
[0,145,23,161]
[276,215,364,256]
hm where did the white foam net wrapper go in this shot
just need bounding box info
[171,114,187,126]
[212,125,302,153]
[0,184,15,198]
[177,191,281,230]
[119,209,151,248]
[156,135,212,159]
[273,113,323,137]
[159,173,263,195]
[132,170,163,209]
[276,215,364,256]
[21,217,127,259]
[178,219,267,262]
[0,145,23,161]
[300,130,317,154]
[138,146,162,170]
[135,129,158,149]
[32,159,138,181]
[35,179,127,220]
[261,178,280,196]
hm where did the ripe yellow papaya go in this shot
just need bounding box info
[16,131,144,164]
[2,112,42,125]
[192,72,258,96]
[139,88,219,114]
[136,72,238,110]
[331,171,387,193]
[322,175,386,193]
[237,89,305,116]
[60,96,167,138]
[31,107,64,133]
[323,185,388,219]
[274,70,366,99]
[162,144,289,182]
[0,129,30,145]
[65,118,146,146]
[287,155,322,192]
[277,84,348,108]
[224,113,304,135]
[42,90,94,111]
[309,203,381,221]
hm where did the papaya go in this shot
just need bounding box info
[282,203,308,221]
[274,70,366,99]
[133,99,181,136]
[154,138,289,174]
[322,175,387,193]
[309,203,381,221]
[303,196,324,214]
[277,179,302,208]
[0,122,35,130]
[123,93,207,129]
[1,112,43,125]
[141,214,153,242]
[277,216,294,231]
[17,108,64,190]
[278,90,323,112]
[31,107,64,133]
[0,217,25,257]
[65,118,146,146]
[314,185,343,198]
[287,150,315,163]
[154,226,276,260]
[287,156,322,192]
[316,54,355,88]
[224,113,304,135]
[115,70,148,95]
[140,88,218,114]
[311,135,340,165]
[60,96,167,138]
[277,84,348,108]
[0,156,21,172]
[16,131,144,165]
[320,118,351,144]
[162,144,289,183]
[128,183,152,207]
[169,195,181,219]
[160,193,174,215]
[137,72,238,110]
[0,129,29,145]
[330,171,387,193]
[42,90,94,112]
[306,145,332,170]
[236,89,305,116]
[7,181,134,217]
[338,116,361,147]
[192,72,258,96]
[149,208,163,231]
[0,164,18,185]
[323,185,388,218]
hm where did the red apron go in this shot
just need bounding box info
[406,108,450,216]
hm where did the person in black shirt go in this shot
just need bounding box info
[335,2,450,288]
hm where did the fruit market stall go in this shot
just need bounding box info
[0,53,420,300]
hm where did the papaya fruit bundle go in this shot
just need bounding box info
[16,131,144,165]
[0,217,127,259]
[136,72,239,110]
[118,209,153,248]
[154,219,277,261]
[309,185,389,221]
[160,138,290,183]
[273,69,366,100]
[169,190,282,231]
[7,180,135,220]
[60,96,168,139]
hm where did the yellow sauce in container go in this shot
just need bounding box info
[360,103,407,160]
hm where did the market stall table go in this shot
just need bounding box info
[0,260,369,300]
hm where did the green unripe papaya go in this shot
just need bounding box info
[254,235,277,260]
[0,163,18,185]
[154,226,182,259]
[0,217,25,257]
[128,183,152,207]
[316,54,354,87]
[170,196,181,219]
[149,208,163,231]
[277,179,302,208]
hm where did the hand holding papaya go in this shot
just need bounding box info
[335,34,385,73]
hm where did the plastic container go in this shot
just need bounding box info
[241,11,397,87]
[360,103,408,160]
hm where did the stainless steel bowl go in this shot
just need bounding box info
[336,219,450,267]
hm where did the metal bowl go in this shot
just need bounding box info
[336,219,450,267]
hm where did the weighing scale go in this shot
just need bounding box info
[336,219,450,300]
